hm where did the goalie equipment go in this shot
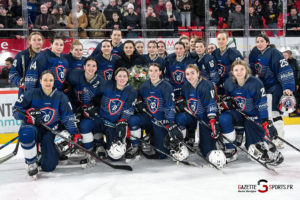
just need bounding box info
[207,150,227,168]
[278,95,296,114]
[170,142,189,161]
[107,141,126,160]
[54,130,71,156]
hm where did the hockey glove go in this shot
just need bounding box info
[25,108,42,125]
[135,97,145,113]
[55,130,71,155]
[262,119,278,140]
[220,95,237,111]
[115,119,128,142]
[166,123,183,141]
[18,77,25,90]
[82,104,99,118]
[72,133,82,143]
[175,96,186,113]
[62,81,73,94]
[209,117,221,139]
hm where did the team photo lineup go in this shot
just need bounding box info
[6,27,298,179]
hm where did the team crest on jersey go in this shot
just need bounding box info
[218,64,226,78]
[147,96,160,114]
[172,69,185,85]
[40,107,56,125]
[234,96,246,111]
[108,98,124,115]
[187,98,198,114]
[254,62,263,75]
[55,65,66,83]
[103,69,113,80]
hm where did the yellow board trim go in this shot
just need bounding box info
[283,117,300,125]
[0,133,18,144]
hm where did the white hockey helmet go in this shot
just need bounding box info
[170,142,189,161]
[207,150,227,168]
[278,95,296,114]
[107,141,126,160]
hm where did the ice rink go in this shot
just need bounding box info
[0,125,299,200]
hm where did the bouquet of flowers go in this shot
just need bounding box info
[129,65,148,89]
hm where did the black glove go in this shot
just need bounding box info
[59,22,66,26]
[81,104,98,118]
[262,119,278,140]
[221,95,237,110]
[78,27,84,32]
[115,119,128,141]
[166,123,183,141]
[25,108,42,125]
[209,116,221,139]
[175,96,186,112]
[135,98,145,113]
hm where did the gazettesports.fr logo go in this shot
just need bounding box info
[238,179,294,193]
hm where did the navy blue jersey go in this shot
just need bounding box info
[249,46,295,91]
[13,88,77,134]
[90,53,119,80]
[62,53,86,70]
[212,47,243,84]
[25,49,69,91]
[163,53,196,97]
[99,80,137,123]
[224,76,268,121]
[139,79,176,123]
[9,49,39,86]
[144,54,165,68]
[91,41,123,58]
[67,69,105,108]
[182,78,218,121]
[196,53,219,85]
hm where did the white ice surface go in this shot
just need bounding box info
[0,125,300,200]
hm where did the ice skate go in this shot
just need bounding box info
[224,148,238,163]
[27,163,38,180]
[94,146,107,159]
[80,153,96,168]
[125,145,140,163]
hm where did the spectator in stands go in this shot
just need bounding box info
[249,6,263,36]
[0,6,13,38]
[263,0,279,36]
[53,0,70,15]
[1,57,13,79]
[12,16,26,39]
[253,0,263,16]
[287,0,296,13]
[7,0,21,18]
[34,4,57,38]
[68,3,88,39]
[283,50,300,116]
[154,0,165,18]
[286,8,300,36]
[208,8,218,37]
[227,4,244,36]
[193,0,204,26]
[157,40,168,58]
[28,0,38,26]
[55,6,69,37]
[107,12,124,34]
[45,0,54,14]
[0,0,7,8]
[160,1,181,37]
[146,5,161,38]
[178,0,193,27]
[220,0,235,25]
[207,43,217,55]
[88,3,107,38]
[123,3,140,38]
[104,0,121,23]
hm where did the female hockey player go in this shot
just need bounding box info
[128,63,186,161]
[212,31,243,96]
[157,41,168,59]
[25,36,68,91]
[13,70,78,178]
[195,39,219,85]
[9,32,44,96]
[62,40,86,70]
[91,28,123,58]
[219,60,284,165]
[79,67,137,161]
[144,40,164,67]
[249,34,295,148]
[90,39,119,80]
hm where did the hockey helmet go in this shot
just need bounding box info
[107,141,126,160]
[170,142,189,161]
[207,150,227,168]
[278,95,296,114]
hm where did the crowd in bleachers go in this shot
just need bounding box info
[1,0,300,38]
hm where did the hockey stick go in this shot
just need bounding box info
[16,109,133,171]
[0,141,20,164]
[0,136,19,151]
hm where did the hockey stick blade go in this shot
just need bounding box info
[0,141,19,164]
[0,136,19,151]
[15,109,132,171]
